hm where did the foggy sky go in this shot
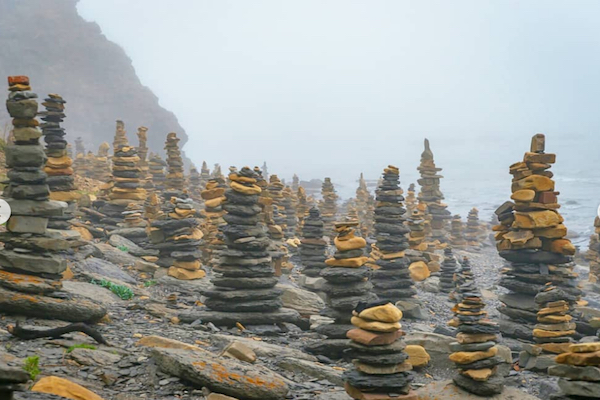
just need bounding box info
[76,1,600,235]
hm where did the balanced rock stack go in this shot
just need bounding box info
[299,207,328,279]
[144,192,163,221]
[72,136,87,176]
[405,183,417,214]
[199,176,227,267]
[113,119,128,150]
[164,132,185,195]
[39,93,79,229]
[407,209,427,252]
[449,215,467,248]
[550,341,600,399]
[91,142,111,182]
[494,134,578,340]
[136,126,153,192]
[184,167,300,326]
[148,153,167,192]
[356,173,375,238]
[465,208,484,248]
[320,177,338,236]
[256,172,288,275]
[439,247,459,294]
[267,175,287,229]
[0,76,106,321]
[282,186,298,238]
[448,287,504,396]
[149,195,204,280]
[417,138,451,247]
[452,256,474,295]
[586,217,600,281]
[343,301,416,400]
[370,166,415,304]
[199,161,211,188]
[296,186,309,234]
[522,286,578,371]
[188,165,203,202]
[307,221,374,358]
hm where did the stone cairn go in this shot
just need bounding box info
[356,173,375,238]
[417,138,451,247]
[550,340,600,399]
[320,177,338,236]
[439,247,458,294]
[91,142,111,182]
[370,166,415,305]
[164,132,185,195]
[188,164,203,202]
[39,93,79,229]
[136,126,153,192]
[282,186,298,238]
[0,75,106,321]
[296,186,310,235]
[96,122,147,230]
[405,183,417,214]
[265,175,291,273]
[464,207,484,248]
[72,136,86,176]
[292,173,300,192]
[448,280,504,396]
[200,161,210,188]
[343,301,415,400]
[586,216,600,282]
[183,167,300,326]
[261,161,269,181]
[200,176,227,267]
[494,133,577,341]
[449,215,467,248]
[144,192,163,221]
[148,153,167,192]
[407,209,427,252]
[523,286,578,372]
[299,207,328,281]
[307,221,374,358]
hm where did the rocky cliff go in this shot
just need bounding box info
[0,0,187,155]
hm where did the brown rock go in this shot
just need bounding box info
[570,343,600,353]
[346,328,402,346]
[345,383,417,400]
[357,303,403,322]
[449,347,498,364]
[556,350,600,366]
[32,376,105,400]
[511,189,536,202]
[513,210,562,229]
[351,316,401,333]
[460,368,495,381]
[456,333,498,344]
[222,341,257,363]
[405,345,430,367]
[353,360,412,375]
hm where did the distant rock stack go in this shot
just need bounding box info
[449,215,467,248]
[296,186,310,235]
[267,175,287,229]
[439,247,459,294]
[405,183,417,215]
[144,192,163,221]
[343,301,415,400]
[91,142,111,182]
[586,217,600,281]
[464,208,484,248]
[550,340,600,398]
[256,172,287,275]
[136,126,153,192]
[148,153,167,192]
[448,283,504,396]
[417,138,451,247]
[356,173,375,239]
[453,256,474,293]
[370,166,415,307]
[292,173,300,192]
[200,177,227,267]
[188,165,202,201]
[320,177,338,236]
[184,167,300,326]
[494,133,578,341]
[66,143,73,159]
[261,161,269,181]
[164,132,185,195]
[199,161,210,188]
[282,186,298,238]
[72,136,86,176]
[299,207,328,279]
[407,209,427,252]
[307,221,375,358]
[39,93,79,229]
[0,75,105,322]
[113,119,128,151]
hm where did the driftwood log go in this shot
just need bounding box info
[7,322,108,345]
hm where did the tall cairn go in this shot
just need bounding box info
[405,183,417,214]
[439,247,458,294]
[307,221,374,358]
[200,176,227,267]
[282,186,298,238]
[188,164,203,202]
[465,207,484,248]
[449,215,467,248]
[91,142,111,182]
[72,136,86,175]
[343,302,415,400]
[299,207,328,281]
[200,161,210,188]
[320,177,338,236]
[164,132,185,196]
[371,166,416,305]
[0,75,106,321]
[296,186,309,234]
[182,167,300,326]
[494,134,578,341]
[448,278,504,396]
[417,138,451,247]
[40,93,79,229]
[136,126,153,192]
[356,173,375,238]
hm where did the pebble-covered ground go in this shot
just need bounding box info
[2,240,598,400]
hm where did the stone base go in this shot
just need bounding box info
[0,286,107,322]
[345,383,417,400]
[453,374,504,396]
[178,307,302,327]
